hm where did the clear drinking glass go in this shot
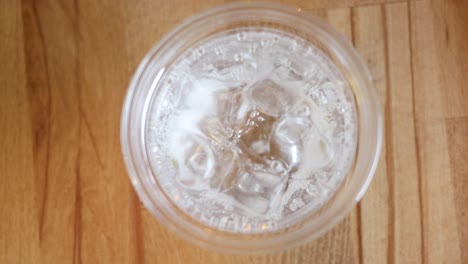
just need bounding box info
[121,2,382,254]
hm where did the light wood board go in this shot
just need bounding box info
[1,0,467,263]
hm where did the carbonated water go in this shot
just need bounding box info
[146,29,358,233]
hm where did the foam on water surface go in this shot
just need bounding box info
[146,28,358,233]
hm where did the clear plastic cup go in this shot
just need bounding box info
[121,2,382,254]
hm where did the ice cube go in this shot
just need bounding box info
[303,133,334,170]
[210,148,238,192]
[224,167,287,215]
[184,79,223,111]
[291,128,334,180]
[274,117,312,144]
[254,170,284,187]
[170,133,215,190]
[199,117,230,149]
[238,109,276,159]
[236,170,259,194]
[247,79,294,116]
[187,151,209,174]
[215,88,248,129]
[270,116,312,173]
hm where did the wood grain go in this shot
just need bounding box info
[0,1,40,263]
[1,0,467,263]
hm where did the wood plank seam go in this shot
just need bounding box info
[407,1,426,263]
[381,4,396,264]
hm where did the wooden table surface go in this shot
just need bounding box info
[1,0,467,263]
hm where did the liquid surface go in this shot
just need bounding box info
[146,29,358,233]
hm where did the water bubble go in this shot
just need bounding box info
[214,47,224,55]
[236,31,247,41]
[234,53,244,62]
[196,47,205,56]
[249,43,259,53]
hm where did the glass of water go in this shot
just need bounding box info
[121,2,382,254]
